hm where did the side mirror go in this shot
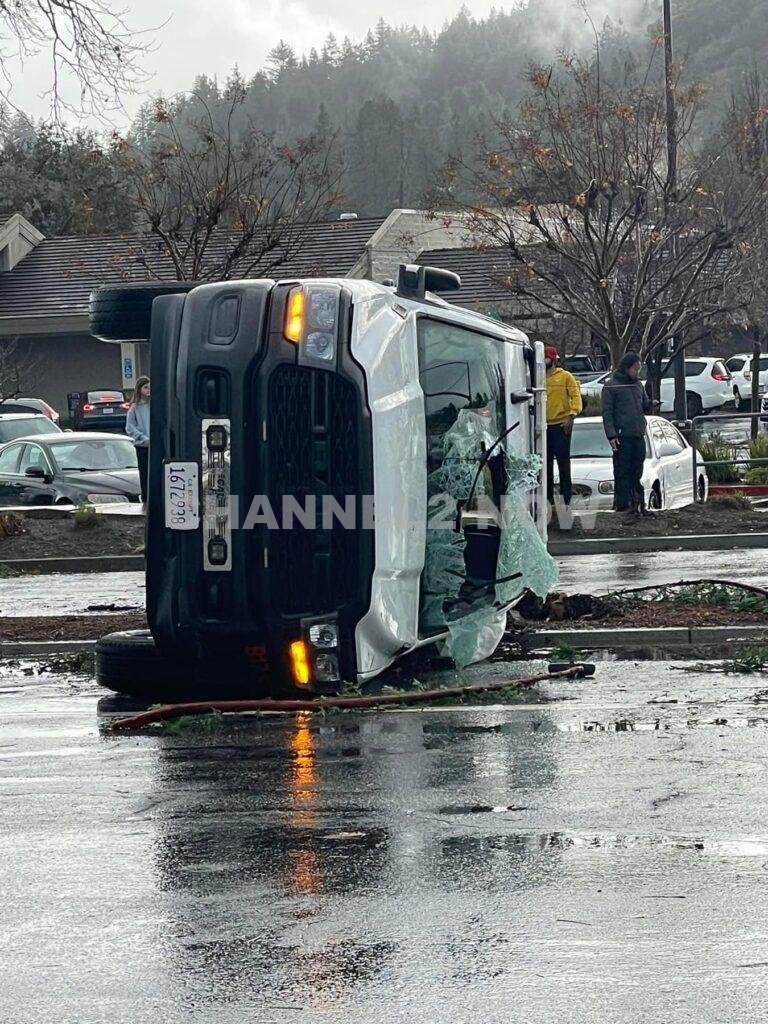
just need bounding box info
[25,466,48,481]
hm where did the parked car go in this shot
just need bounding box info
[72,389,130,431]
[637,358,732,418]
[0,413,62,443]
[0,397,59,423]
[725,353,768,409]
[555,415,708,511]
[0,432,139,506]
[563,355,605,383]
[580,371,611,399]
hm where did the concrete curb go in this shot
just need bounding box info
[522,624,768,649]
[549,532,768,556]
[0,554,145,574]
[0,639,96,657]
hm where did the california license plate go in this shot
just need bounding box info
[102,407,113,414]
[164,462,200,530]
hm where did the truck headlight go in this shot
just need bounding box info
[309,622,338,649]
[598,480,614,494]
[305,331,335,362]
[284,285,340,366]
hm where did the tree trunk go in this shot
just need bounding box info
[751,326,761,440]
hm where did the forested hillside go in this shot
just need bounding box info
[2,0,768,231]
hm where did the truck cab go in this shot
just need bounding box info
[90,265,556,695]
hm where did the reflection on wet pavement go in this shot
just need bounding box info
[3,660,768,1022]
[0,570,145,616]
[556,547,768,594]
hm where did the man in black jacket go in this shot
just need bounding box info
[601,351,651,513]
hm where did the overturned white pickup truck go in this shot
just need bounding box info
[91,264,556,697]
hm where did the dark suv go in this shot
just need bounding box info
[71,390,130,431]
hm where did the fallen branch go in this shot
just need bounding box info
[109,665,591,732]
[612,578,768,600]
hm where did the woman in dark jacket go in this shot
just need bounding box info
[601,352,651,513]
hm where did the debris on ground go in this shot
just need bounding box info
[0,514,143,560]
[513,580,768,630]
[577,499,768,539]
[0,611,146,641]
[0,512,25,538]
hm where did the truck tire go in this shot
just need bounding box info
[95,629,191,698]
[89,282,198,343]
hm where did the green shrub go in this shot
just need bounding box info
[709,492,752,510]
[697,436,742,484]
[73,500,98,529]
[580,394,603,416]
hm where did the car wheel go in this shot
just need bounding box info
[89,282,198,343]
[697,475,707,502]
[648,485,662,510]
[95,629,192,698]
[686,392,703,419]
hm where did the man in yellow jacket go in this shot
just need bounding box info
[545,345,583,509]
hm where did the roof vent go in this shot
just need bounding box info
[339,212,358,221]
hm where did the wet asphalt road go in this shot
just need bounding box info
[4,659,768,1022]
[7,546,766,618]
[556,547,768,594]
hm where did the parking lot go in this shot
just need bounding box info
[3,657,768,1023]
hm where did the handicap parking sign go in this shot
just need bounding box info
[123,357,134,379]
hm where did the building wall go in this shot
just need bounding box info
[5,333,123,417]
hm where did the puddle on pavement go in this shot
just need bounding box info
[556,715,768,732]
[430,827,768,858]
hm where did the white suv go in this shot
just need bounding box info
[640,358,733,418]
[726,353,768,408]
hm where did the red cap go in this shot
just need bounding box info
[544,346,558,361]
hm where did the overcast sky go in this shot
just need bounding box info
[9,0,517,126]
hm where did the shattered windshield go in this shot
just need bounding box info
[417,318,557,658]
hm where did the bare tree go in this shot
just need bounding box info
[0,0,152,118]
[0,337,41,398]
[432,34,763,370]
[114,90,344,282]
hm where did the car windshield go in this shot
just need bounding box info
[49,438,137,471]
[570,422,614,458]
[0,417,61,442]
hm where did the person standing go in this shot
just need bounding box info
[545,346,582,511]
[601,352,651,514]
[126,376,150,506]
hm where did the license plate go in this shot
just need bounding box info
[102,407,113,414]
[164,462,200,530]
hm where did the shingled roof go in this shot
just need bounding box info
[416,246,550,317]
[0,216,385,328]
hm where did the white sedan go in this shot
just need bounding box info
[555,416,708,511]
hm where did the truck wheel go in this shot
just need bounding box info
[89,282,198,343]
[95,629,191,698]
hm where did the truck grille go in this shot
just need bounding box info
[266,365,362,615]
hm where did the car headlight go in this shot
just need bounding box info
[284,285,341,366]
[598,480,614,494]
[85,493,125,504]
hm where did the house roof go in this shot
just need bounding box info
[0,216,385,326]
[417,246,554,318]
